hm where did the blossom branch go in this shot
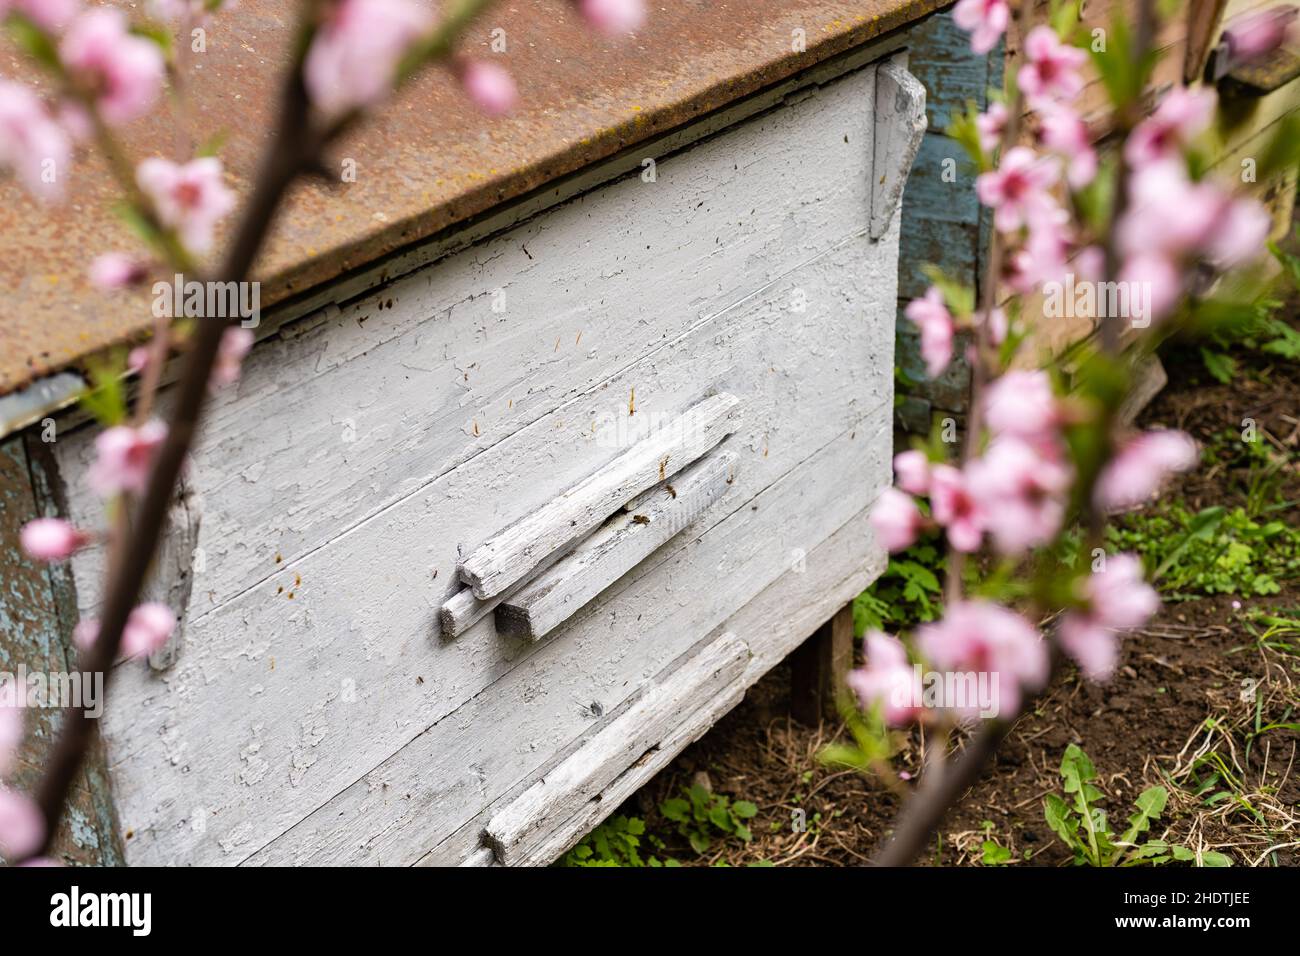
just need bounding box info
[18,0,509,861]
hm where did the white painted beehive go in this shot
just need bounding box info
[37,42,924,866]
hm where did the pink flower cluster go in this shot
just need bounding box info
[137,156,237,255]
[870,370,1070,556]
[1117,138,1270,321]
[74,603,176,661]
[1058,554,1159,679]
[304,0,433,119]
[846,632,923,726]
[918,601,1048,717]
[1095,429,1198,512]
[87,420,167,498]
[59,7,165,126]
[0,80,70,200]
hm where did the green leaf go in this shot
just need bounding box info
[5,14,60,69]
[981,840,1012,866]
[1043,794,1081,851]
[659,798,689,823]
[1199,347,1236,384]
[920,264,975,318]
[731,800,758,819]
[1120,786,1168,847]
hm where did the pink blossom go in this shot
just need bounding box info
[89,252,149,290]
[73,602,177,660]
[1222,8,1297,65]
[1087,553,1160,629]
[59,8,165,125]
[869,487,924,553]
[577,0,646,35]
[0,789,44,861]
[1208,197,1270,268]
[1118,252,1182,323]
[56,99,93,142]
[916,601,1047,717]
[1008,209,1071,292]
[952,0,1009,55]
[1058,553,1158,680]
[847,632,923,725]
[903,286,955,378]
[457,59,517,116]
[303,0,433,119]
[1124,87,1216,168]
[930,465,984,553]
[893,449,932,496]
[966,437,1071,554]
[127,346,152,375]
[0,0,80,33]
[211,326,254,389]
[983,369,1059,440]
[136,157,236,255]
[976,146,1060,233]
[1017,26,1086,104]
[87,420,167,497]
[1074,245,1105,283]
[1120,161,1268,270]
[19,518,87,561]
[1036,103,1096,189]
[1095,430,1198,511]
[975,100,1008,153]
[1119,161,1219,258]
[0,80,71,201]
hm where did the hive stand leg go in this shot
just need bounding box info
[789,603,854,725]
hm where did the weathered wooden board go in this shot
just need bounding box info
[417,491,890,867]
[58,64,882,621]
[484,635,753,867]
[871,55,928,239]
[50,63,899,865]
[248,412,892,866]
[0,436,122,865]
[495,449,738,641]
[484,631,750,865]
[459,394,740,599]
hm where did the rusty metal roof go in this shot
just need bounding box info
[0,0,942,399]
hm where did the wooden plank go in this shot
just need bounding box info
[0,435,123,866]
[1187,0,1231,82]
[458,393,741,600]
[143,477,202,672]
[416,499,890,866]
[56,62,883,620]
[494,638,752,867]
[439,548,568,640]
[871,56,928,239]
[495,449,738,641]
[484,632,750,865]
[92,233,895,867]
[248,412,892,867]
[789,603,855,725]
[61,65,898,866]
